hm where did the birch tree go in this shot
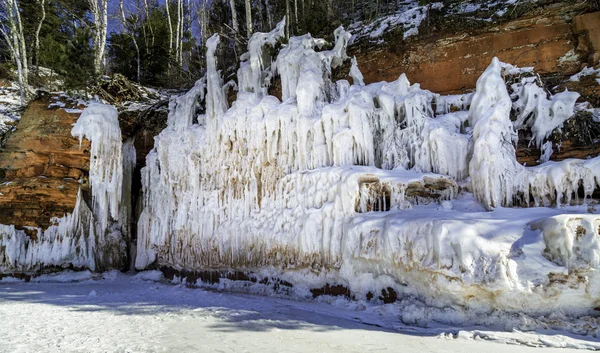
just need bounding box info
[34,0,45,73]
[244,0,252,38]
[0,0,28,103]
[263,0,272,30]
[141,0,153,54]
[173,0,181,66]
[87,0,109,75]
[165,0,173,65]
[229,0,238,33]
[196,0,209,45]
[285,0,290,38]
[178,0,183,65]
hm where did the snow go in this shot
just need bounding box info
[132,270,165,283]
[30,270,93,283]
[569,66,600,82]
[351,2,438,42]
[0,272,598,352]
[0,82,23,140]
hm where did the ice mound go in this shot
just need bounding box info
[534,214,600,270]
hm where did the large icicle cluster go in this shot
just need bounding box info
[0,103,128,272]
[135,23,472,269]
[468,60,600,210]
[72,104,124,232]
[135,21,600,321]
[511,75,580,147]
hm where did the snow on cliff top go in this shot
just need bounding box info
[350,0,533,43]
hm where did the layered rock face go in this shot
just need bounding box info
[0,91,166,274]
[0,95,89,230]
[352,2,597,94]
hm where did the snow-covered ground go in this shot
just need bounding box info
[0,82,23,140]
[0,272,597,353]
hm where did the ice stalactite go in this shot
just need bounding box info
[468,57,523,210]
[205,34,228,131]
[371,74,471,179]
[72,103,124,232]
[167,78,206,130]
[0,191,96,272]
[135,24,463,269]
[349,57,364,86]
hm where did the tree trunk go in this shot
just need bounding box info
[15,0,27,80]
[294,0,298,32]
[165,0,173,67]
[229,0,239,33]
[245,0,252,38]
[34,0,45,74]
[286,0,290,38]
[87,0,108,76]
[2,0,29,103]
[263,0,272,30]
[174,0,181,67]
[119,0,141,82]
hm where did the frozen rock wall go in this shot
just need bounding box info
[0,103,128,273]
[135,22,600,322]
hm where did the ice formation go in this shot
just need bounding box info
[133,21,600,323]
[468,57,522,209]
[511,76,579,147]
[0,103,128,272]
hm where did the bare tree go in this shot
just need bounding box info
[34,0,45,73]
[229,0,238,33]
[165,0,173,65]
[179,0,184,65]
[285,0,290,38]
[244,0,252,38]
[119,0,141,82]
[263,0,272,30]
[141,0,153,54]
[293,0,297,32]
[174,0,181,66]
[196,0,209,45]
[0,0,28,103]
[87,0,109,75]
